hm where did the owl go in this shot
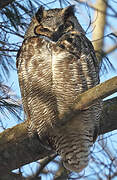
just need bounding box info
[17,5,102,172]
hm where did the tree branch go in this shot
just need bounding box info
[1,172,25,180]
[0,122,53,176]
[0,76,117,175]
[73,76,117,110]
[99,97,117,135]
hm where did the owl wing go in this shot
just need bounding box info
[17,36,58,148]
[56,31,102,132]
[51,31,100,117]
[49,31,102,172]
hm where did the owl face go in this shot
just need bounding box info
[34,5,79,41]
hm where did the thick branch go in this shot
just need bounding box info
[73,76,117,110]
[1,172,25,180]
[99,97,117,135]
[0,122,53,176]
[0,76,117,175]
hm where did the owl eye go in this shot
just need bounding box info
[39,28,50,33]
[58,24,64,31]
[58,21,74,33]
[34,26,51,37]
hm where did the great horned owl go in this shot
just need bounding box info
[17,6,102,172]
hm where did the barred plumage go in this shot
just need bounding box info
[17,6,102,172]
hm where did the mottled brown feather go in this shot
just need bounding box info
[17,6,102,172]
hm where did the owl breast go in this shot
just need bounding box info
[51,32,99,116]
[48,32,102,172]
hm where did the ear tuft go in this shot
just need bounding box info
[35,5,44,23]
[63,5,75,20]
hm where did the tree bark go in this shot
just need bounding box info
[0,76,117,176]
[0,122,53,176]
[1,172,25,180]
[99,97,117,135]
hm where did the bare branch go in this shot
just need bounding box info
[27,154,57,179]
[1,172,25,180]
[0,122,53,176]
[73,76,117,111]
[99,97,117,135]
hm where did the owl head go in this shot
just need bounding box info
[24,5,85,40]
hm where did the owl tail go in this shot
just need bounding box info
[52,132,93,173]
